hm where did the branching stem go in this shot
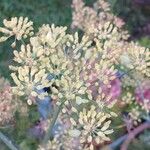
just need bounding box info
[120,121,150,150]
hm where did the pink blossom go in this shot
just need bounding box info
[101,78,122,101]
[1,85,12,100]
[135,80,150,109]
[82,60,121,104]
[114,17,125,28]
[88,76,121,104]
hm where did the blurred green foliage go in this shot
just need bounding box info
[109,0,150,48]
[0,0,72,28]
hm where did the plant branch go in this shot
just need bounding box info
[110,134,127,149]
[102,121,150,150]
[0,131,19,150]
[42,100,65,144]
[121,121,150,150]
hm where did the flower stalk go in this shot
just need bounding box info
[102,121,150,150]
[42,100,65,144]
[121,121,150,150]
[0,131,19,150]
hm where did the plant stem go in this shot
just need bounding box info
[121,121,150,150]
[0,131,19,150]
[110,135,127,149]
[118,68,134,79]
[42,100,65,144]
[21,39,26,46]
[102,121,150,150]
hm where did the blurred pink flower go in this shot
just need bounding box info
[102,78,121,101]
[1,85,12,100]
[114,17,125,28]
[0,84,14,125]
[88,76,121,104]
[82,60,121,104]
[135,80,150,109]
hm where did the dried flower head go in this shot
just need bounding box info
[10,44,44,68]
[70,105,114,149]
[38,137,62,150]
[120,42,150,77]
[0,17,33,46]
[37,24,67,47]
[11,66,51,104]
[0,15,121,112]
[72,0,126,37]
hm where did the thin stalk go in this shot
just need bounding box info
[118,68,134,79]
[42,100,65,144]
[102,121,150,150]
[21,39,25,46]
[121,121,150,150]
[110,135,127,149]
[0,131,19,150]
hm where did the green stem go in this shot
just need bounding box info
[0,131,19,150]
[42,100,65,144]
[21,39,25,46]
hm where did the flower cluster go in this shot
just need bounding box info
[0,11,149,149]
[69,105,114,149]
[121,78,150,126]
[38,137,62,150]
[11,66,51,105]
[0,16,120,149]
[120,42,150,77]
[72,0,126,36]
[0,17,33,47]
